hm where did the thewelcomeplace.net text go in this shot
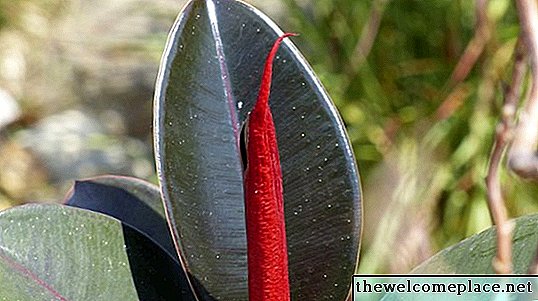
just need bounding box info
[352,276,538,300]
[355,278,532,295]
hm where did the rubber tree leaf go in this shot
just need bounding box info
[0,204,194,301]
[63,175,176,258]
[412,213,538,274]
[154,0,362,300]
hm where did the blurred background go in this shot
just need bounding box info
[0,0,532,274]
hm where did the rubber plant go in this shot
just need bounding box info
[152,0,361,299]
[2,0,538,300]
[0,0,361,300]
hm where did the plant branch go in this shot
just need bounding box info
[485,40,526,274]
[446,0,490,88]
[349,0,390,70]
[509,0,538,180]
[435,0,490,121]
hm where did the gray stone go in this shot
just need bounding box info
[0,89,20,130]
[17,110,153,182]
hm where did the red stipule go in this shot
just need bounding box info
[244,33,297,301]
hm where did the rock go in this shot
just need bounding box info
[60,0,186,137]
[0,89,20,130]
[0,140,51,202]
[17,110,153,183]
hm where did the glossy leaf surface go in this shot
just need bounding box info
[0,204,193,301]
[64,175,176,257]
[154,0,361,300]
[412,214,538,274]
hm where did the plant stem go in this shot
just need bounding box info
[509,0,538,180]
[350,0,391,70]
[447,0,490,87]
[486,40,526,274]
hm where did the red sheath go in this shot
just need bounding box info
[244,33,296,301]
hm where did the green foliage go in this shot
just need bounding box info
[0,204,146,300]
[414,213,538,274]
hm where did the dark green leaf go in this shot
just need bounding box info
[412,214,538,274]
[64,175,176,257]
[0,204,194,300]
[154,0,361,300]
